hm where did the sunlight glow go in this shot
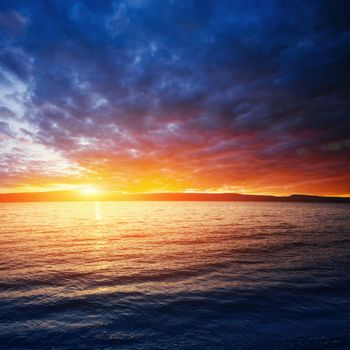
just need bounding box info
[80,186,101,195]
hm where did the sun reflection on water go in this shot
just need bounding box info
[95,202,101,221]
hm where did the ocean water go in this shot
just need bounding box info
[0,201,349,350]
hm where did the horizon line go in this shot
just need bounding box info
[0,191,349,203]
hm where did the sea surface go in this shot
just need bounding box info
[0,201,349,350]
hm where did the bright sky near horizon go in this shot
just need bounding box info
[0,1,349,195]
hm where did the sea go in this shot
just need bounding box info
[0,201,349,349]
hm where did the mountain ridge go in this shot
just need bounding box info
[0,191,349,203]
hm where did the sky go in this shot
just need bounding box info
[0,0,349,196]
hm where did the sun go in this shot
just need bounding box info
[80,185,101,195]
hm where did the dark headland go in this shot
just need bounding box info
[0,191,349,203]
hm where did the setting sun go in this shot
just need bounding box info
[79,186,101,195]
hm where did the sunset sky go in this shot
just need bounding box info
[0,0,349,196]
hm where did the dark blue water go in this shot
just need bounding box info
[0,202,349,349]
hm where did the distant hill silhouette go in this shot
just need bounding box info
[0,191,349,203]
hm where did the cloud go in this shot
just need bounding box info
[0,0,349,194]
